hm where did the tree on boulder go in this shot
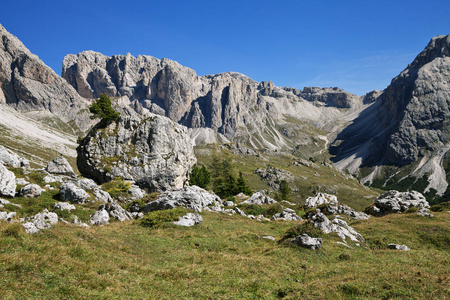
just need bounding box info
[89,93,120,122]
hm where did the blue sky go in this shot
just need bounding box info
[1,0,449,95]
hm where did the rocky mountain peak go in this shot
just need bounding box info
[0,24,92,132]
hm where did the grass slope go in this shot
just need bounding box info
[0,210,448,299]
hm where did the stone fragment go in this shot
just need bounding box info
[59,182,89,204]
[19,184,43,198]
[387,244,410,251]
[291,234,322,249]
[54,202,76,211]
[46,155,75,177]
[172,213,203,227]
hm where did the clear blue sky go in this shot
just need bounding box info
[1,0,449,95]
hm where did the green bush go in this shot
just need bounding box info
[430,201,450,212]
[189,164,210,188]
[141,208,190,228]
[102,177,131,199]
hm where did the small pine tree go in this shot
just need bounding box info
[237,172,252,196]
[89,93,120,122]
[189,164,211,189]
[278,180,291,201]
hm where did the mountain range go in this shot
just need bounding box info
[1,23,449,203]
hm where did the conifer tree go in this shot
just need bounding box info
[89,93,120,122]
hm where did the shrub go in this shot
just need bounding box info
[189,164,210,189]
[430,201,450,212]
[102,177,131,199]
[141,208,189,228]
[279,220,324,244]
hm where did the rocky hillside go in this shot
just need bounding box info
[62,51,367,151]
[331,35,450,197]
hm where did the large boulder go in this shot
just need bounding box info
[0,164,16,197]
[77,115,196,192]
[367,190,430,216]
[90,203,133,225]
[46,156,76,177]
[144,186,221,213]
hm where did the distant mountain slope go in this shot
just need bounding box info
[331,35,450,197]
[0,24,92,133]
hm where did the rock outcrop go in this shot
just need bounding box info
[144,186,221,213]
[242,190,277,205]
[0,24,92,132]
[77,114,196,191]
[366,190,430,216]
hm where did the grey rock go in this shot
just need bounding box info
[223,201,236,207]
[59,182,89,204]
[367,190,430,216]
[46,156,75,177]
[0,25,92,132]
[76,178,97,190]
[54,202,76,211]
[16,177,29,185]
[0,164,16,197]
[43,175,64,184]
[72,215,90,228]
[19,184,43,198]
[172,213,203,226]
[325,203,371,220]
[301,87,361,109]
[0,198,21,208]
[254,167,294,189]
[77,115,196,192]
[417,208,434,217]
[24,209,59,233]
[131,212,144,219]
[387,244,410,251]
[291,234,322,249]
[305,193,338,208]
[128,184,146,200]
[243,190,277,205]
[272,208,301,221]
[0,211,16,222]
[0,146,27,167]
[90,209,110,226]
[311,212,365,243]
[93,188,113,203]
[22,222,40,234]
[262,235,276,241]
[234,207,247,217]
[98,203,133,222]
[144,186,221,213]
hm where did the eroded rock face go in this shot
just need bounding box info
[77,115,196,192]
[0,24,92,132]
[62,50,363,149]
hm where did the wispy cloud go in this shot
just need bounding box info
[293,51,417,95]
